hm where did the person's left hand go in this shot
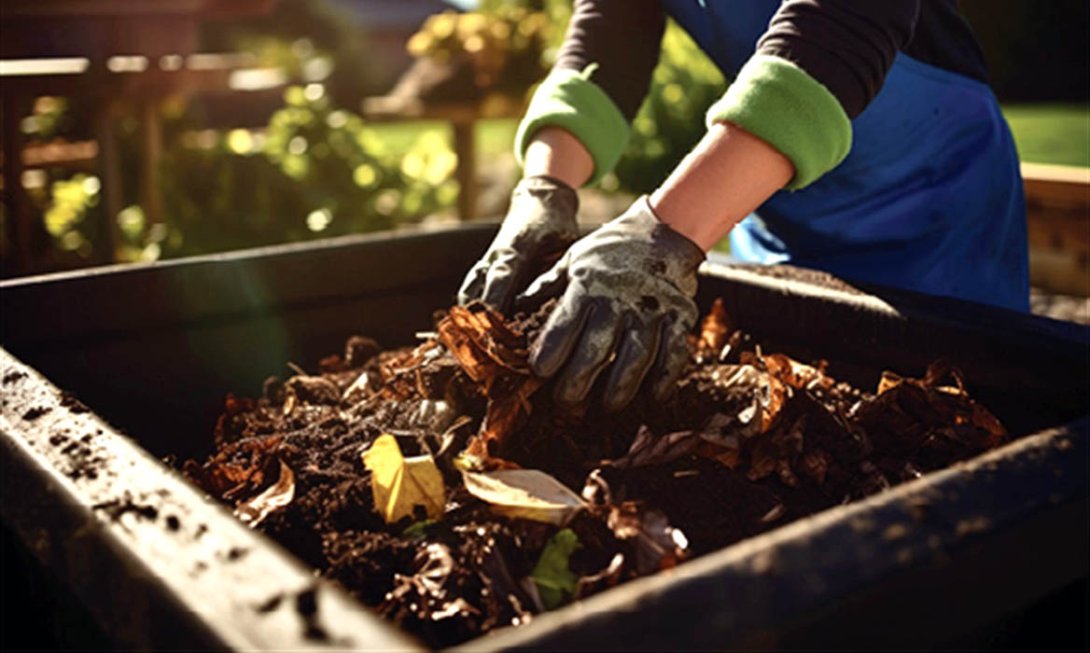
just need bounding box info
[516,196,705,412]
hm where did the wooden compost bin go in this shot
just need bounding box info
[1,225,1087,650]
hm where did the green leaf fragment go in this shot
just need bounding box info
[401,518,438,539]
[530,528,581,610]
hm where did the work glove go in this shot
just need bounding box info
[516,196,705,412]
[458,175,579,314]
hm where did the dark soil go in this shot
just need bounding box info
[184,300,1009,648]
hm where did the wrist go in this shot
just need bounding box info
[511,175,580,226]
[523,127,595,189]
[649,122,793,251]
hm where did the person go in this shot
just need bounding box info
[458,0,1027,413]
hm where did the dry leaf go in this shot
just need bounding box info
[235,460,295,526]
[462,469,584,525]
[762,353,829,391]
[607,503,688,574]
[610,426,702,469]
[437,303,530,384]
[697,298,732,359]
[438,303,543,453]
[362,434,446,524]
[858,361,1008,458]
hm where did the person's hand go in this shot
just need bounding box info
[458,175,579,314]
[516,196,705,412]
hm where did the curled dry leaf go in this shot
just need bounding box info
[462,469,585,525]
[362,434,446,524]
[381,542,479,623]
[342,371,376,404]
[696,297,732,360]
[607,503,689,575]
[438,303,542,453]
[760,353,830,391]
[438,303,531,383]
[479,375,544,449]
[184,435,282,501]
[609,424,741,470]
[235,459,295,527]
[609,426,704,469]
[858,360,1008,459]
[574,552,625,600]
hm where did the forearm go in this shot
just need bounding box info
[523,127,594,190]
[649,122,794,251]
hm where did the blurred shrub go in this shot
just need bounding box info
[408,8,552,95]
[157,85,457,255]
[40,86,457,264]
[608,22,726,194]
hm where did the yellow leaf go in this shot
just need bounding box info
[362,434,446,524]
[462,469,584,525]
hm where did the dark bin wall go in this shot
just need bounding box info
[1,228,484,460]
[3,225,1088,454]
[2,225,1087,651]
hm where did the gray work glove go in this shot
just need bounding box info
[458,175,579,314]
[516,196,705,412]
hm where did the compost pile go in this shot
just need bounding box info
[184,299,1008,648]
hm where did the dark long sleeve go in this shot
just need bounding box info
[758,0,920,119]
[553,0,665,122]
[758,0,987,119]
[516,0,989,188]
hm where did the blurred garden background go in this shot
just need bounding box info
[1,0,1087,308]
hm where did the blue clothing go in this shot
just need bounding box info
[663,0,1029,311]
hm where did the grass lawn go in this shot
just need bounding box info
[1002,103,1089,168]
[364,118,518,161]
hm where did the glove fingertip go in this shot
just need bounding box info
[528,299,589,379]
[481,276,515,315]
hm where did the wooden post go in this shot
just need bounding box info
[95,104,124,263]
[1,87,31,276]
[141,97,164,232]
[451,118,476,221]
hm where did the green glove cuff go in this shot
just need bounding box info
[706,54,853,190]
[515,66,630,186]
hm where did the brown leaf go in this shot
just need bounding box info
[762,353,830,391]
[606,502,688,575]
[235,460,295,527]
[437,303,530,383]
[857,362,1008,459]
[697,298,732,359]
[609,426,703,469]
[479,375,544,447]
[438,303,543,455]
[381,542,480,623]
[186,435,282,501]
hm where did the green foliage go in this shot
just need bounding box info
[43,174,99,257]
[609,22,726,194]
[22,97,71,141]
[155,86,457,256]
[40,87,458,264]
[530,528,581,610]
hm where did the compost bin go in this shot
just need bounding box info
[1,225,1087,650]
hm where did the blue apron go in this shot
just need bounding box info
[662,0,1029,311]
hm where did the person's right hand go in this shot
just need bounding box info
[458,175,580,315]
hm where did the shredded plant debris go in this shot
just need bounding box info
[183,299,1008,648]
